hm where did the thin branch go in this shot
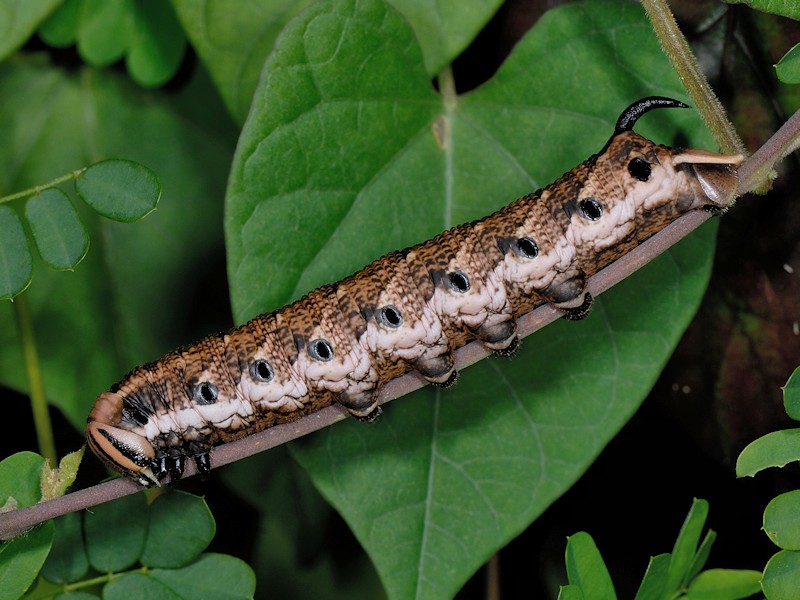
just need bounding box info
[1,110,797,541]
[0,169,86,205]
[640,0,747,157]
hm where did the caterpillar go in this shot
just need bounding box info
[86,97,742,487]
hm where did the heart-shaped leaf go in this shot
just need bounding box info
[225,0,718,596]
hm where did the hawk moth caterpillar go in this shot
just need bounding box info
[86,97,742,487]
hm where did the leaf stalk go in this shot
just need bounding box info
[0,169,86,205]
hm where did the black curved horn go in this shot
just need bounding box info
[614,96,690,133]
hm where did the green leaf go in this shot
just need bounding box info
[764,490,800,550]
[782,366,800,420]
[172,0,315,124]
[84,493,148,572]
[25,188,90,271]
[686,530,718,584]
[684,568,762,599]
[667,499,709,592]
[75,0,135,67]
[40,512,89,584]
[74,159,160,223]
[0,451,44,509]
[0,453,53,600]
[386,0,503,74]
[226,0,436,319]
[762,550,800,600]
[721,0,800,19]
[775,43,800,85]
[558,585,586,600]
[633,553,670,600]
[226,0,720,597]
[40,447,85,501]
[45,0,185,87]
[0,520,55,600]
[0,204,33,299]
[0,0,62,60]
[149,553,257,600]
[736,429,800,477]
[37,0,80,47]
[140,491,216,569]
[174,0,501,124]
[126,0,186,88]
[565,532,617,600]
[104,573,181,600]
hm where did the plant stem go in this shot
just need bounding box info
[13,294,57,465]
[0,168,86,205]
[64,567,148,592]
[640,0,747,158]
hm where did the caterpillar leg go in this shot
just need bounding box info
[155,453,186,485]
[559,291,594,321]
[336,388,383,422]
[472,319,517,351]
[356,405,383,423]
[411,351,457,387]
[195,452,211,481]
[430,370,459,388]
[493,336,520,358]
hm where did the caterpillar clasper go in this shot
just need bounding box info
[86,97,742,487]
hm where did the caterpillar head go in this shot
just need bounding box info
[86,389,160,487]
[86,346,231,487]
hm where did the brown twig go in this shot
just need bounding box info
[1,109,797,541]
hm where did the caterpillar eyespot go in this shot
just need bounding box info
[308,339,334,362]
[447,271,470,293]
[250,360,274,382]
[86,97,743,487]
[194,382,219,405]
[579,198,603,221]
[628,157,652,181]
[516,237,539,259]
[377,305,403,328]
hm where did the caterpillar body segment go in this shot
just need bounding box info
[86,97,743,486]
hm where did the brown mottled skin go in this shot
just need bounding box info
[87,99,741,486]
